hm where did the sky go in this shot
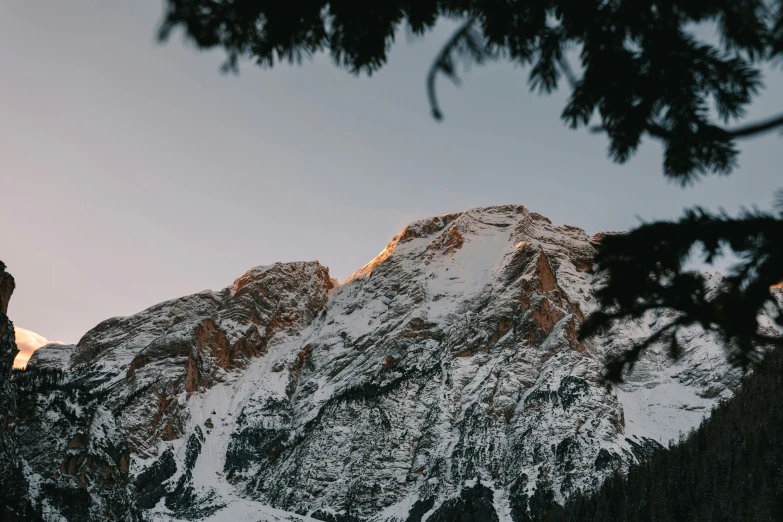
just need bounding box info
[2,2,782,354]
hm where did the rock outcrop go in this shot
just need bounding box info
[0,261,41,521]
[11,206,764,521]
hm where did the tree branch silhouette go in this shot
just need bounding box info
[427,17,487,121]
[590,111,783,140]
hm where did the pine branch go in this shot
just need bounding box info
[581,207,783,380]
[589,112,783,140]
[426,17,481,121]
[557,57,579,91]
[727,111,783,138]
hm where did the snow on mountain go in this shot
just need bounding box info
[27,343,75,371]
[16,205,764,521]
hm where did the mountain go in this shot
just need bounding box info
[26,343,73,371]
[9,205,770,521]
[541,298,783,522]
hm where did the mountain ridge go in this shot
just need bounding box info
[13,204,764,521]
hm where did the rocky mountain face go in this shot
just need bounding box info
[1,262,42,521]
[1,261,141,521]
[12,205,761,521]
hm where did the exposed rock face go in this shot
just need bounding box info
[0,263,14,316]
[0,262,41,521]
[70,261,334,457]
[0,262,17,376]
[13,392,141,521]
[11,206,763,521]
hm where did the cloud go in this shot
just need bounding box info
[13,327,64,369]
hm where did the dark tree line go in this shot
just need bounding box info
[157,0,783,378]
[539,345,783,522]
[11,367,68,394]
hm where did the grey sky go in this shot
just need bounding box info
[2,1,781,344]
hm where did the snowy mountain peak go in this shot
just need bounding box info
[15,205,756,522]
